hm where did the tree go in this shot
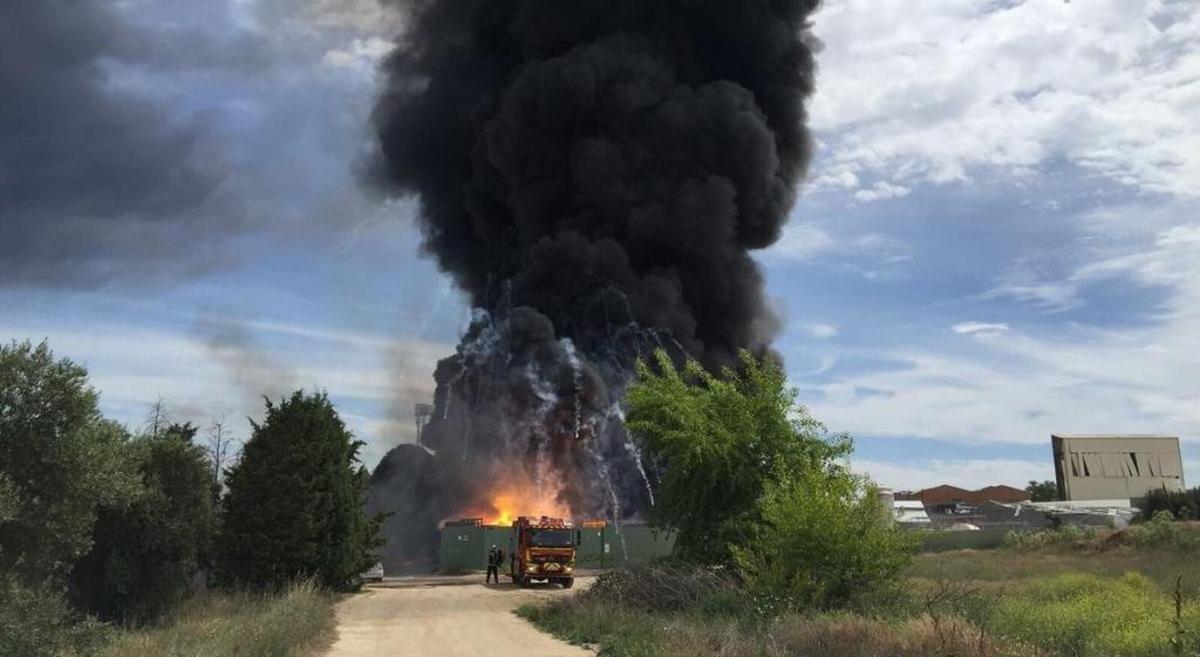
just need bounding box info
[205,416,239,503]
[0,340,139,583]
[1026,480,1059,502]
[217,391,381,590]
[0,340,136,656]
[625,350,849,564]
[70,429,216,624]
[626,349,912,610]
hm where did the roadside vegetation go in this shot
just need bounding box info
[101,581,335,657]
[521,349,1200,657]
[0,339,379,657]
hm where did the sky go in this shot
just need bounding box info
[2,0,1198,491]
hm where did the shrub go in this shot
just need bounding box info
[1127,510,1184,549]
[731,465,915,612]
[70,429,217,624]
[218,391,382,590]
[583,564,738,613]
[1145,488,1200,521]
[0,576,110,657]
[1003,525,1097,551]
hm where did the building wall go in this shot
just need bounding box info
[1052,435,1185,504]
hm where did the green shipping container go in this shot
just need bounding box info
[441,521,674,572]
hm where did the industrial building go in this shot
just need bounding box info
[1052,434,1185,505]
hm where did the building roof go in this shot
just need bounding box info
[1052,434,1178,440]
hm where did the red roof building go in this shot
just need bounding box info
[894,484,1030,506]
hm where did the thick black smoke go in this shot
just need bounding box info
[370,0,820,566]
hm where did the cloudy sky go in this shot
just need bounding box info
[3,0,1198,490]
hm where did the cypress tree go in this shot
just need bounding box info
[217,391,380,590]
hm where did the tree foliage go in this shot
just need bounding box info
[217,391,381,590]
[70,428,216,624]
[0,340,139,583]
[626,349,912,609]
[626,350,850,564]
[1025,480,1059,502]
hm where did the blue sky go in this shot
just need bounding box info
[3,0,1198,490]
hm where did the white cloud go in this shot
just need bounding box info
[853,181,911,202]
[765,223,837,262]
[804,210,1200,459]
[951,321,1010,337]
[321,36,394,74]
[804,323,840,339]
[0,315,453,464]
[810,0,1200,197]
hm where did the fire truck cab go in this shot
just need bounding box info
[508,516,576,589]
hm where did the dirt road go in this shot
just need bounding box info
[325,577,593,657]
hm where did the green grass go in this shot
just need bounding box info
[984,572,1200,657]
[522,541,1200,657]
[101,582,337,657]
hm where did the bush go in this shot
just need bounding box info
[218,391,381,590]
[1144,488,1200,521]
[0,577,110,657]
[732,466,915,611]
[1003,525,1097,551]
[1127,510,1186,549]
[583,564,738,613]
[70,429,217,624]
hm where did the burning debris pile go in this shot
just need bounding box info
[368,0,821,565]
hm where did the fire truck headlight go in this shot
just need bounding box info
[525,565,538,573]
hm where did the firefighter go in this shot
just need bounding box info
[486,545,500,584]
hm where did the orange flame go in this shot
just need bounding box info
[481,488,572,526]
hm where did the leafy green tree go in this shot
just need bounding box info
[625,350,848,564]
[217,391,381,590]
[626,349,912,610]
[70,427,216,624]
[1026,480,1059,502]
[0,340,138,583]
[731,464,914,610]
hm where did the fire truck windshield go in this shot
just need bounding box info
[528,529,574,548]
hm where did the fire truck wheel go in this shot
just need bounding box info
[560,578,574,589]
[516,574,529,588]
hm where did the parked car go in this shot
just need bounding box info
[360,562,385,583]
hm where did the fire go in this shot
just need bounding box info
[482,489,571,526]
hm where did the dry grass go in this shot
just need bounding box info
[101,582,337,657]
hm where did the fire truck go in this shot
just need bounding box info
[508,516,576,588]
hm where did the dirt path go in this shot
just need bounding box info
[325,577,593,657]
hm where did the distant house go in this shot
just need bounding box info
[1052,434,1185,506]
[895,484,1030,514]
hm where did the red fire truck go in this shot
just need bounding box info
[508,516,576,588]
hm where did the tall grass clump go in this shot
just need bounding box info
[101,581,336,657]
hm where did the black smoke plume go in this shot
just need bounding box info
[369,0,820,567]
